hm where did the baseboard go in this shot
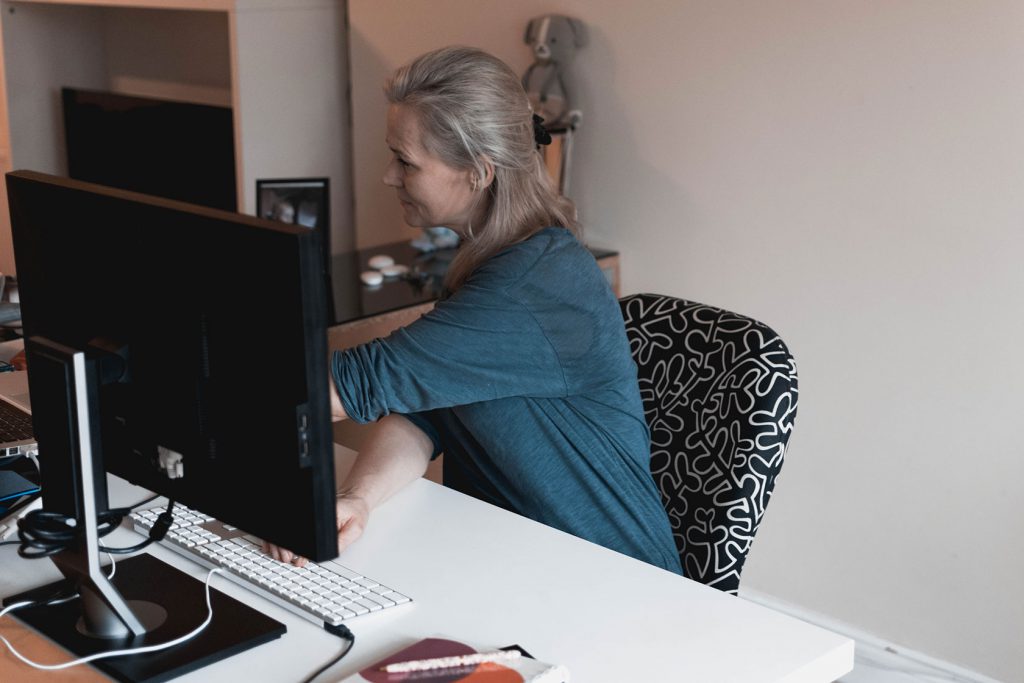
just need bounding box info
[738,588,1003,683]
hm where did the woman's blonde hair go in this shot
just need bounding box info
[385,46,580,291]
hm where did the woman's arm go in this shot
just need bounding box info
[264,413,433,566]
[330,374,348,421]
[335,413,434,512]
[332,292,569,422]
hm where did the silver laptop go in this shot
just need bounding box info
[0,372,36,463]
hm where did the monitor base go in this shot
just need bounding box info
[3,553,286,683]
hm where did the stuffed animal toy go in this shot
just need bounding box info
[522,15,587,129]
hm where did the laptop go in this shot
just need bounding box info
[0,371,36,464]
[0,372,41,537]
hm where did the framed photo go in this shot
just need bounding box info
[256,177,330,232]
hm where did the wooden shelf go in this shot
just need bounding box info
[0,0,353,275]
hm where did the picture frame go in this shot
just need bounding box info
[256,177,330,233]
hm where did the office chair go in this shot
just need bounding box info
[620,294,798,594]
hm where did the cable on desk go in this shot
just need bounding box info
[15,496,173,559]
[100,499,174,555]
[300,622,356,683]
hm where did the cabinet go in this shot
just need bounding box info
[0,0,353,275]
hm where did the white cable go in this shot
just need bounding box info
[0,567,222,671]
[0,599,35,620]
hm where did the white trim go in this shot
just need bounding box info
[739,588,1003,683]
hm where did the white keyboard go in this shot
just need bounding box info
[130,505,412,627]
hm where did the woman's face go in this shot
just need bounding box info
[382,104,479,234]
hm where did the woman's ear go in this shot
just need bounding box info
[476,157,495,191]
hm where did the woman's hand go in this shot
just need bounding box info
[332,492,371,554]
[261,414,431,567]
[262,539,306,566]
[261,493,371,568]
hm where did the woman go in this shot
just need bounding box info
[268,47,682,575]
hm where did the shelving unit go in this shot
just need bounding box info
[0,0,353,275]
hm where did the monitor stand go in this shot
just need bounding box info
[5,554,285,683]
[2,339,285,682]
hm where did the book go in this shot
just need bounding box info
[343,637,569,682]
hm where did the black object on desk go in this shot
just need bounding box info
[4,170,337,681]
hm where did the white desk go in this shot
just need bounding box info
[1,445,853,682]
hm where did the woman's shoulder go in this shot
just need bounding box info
[473,227,587,286]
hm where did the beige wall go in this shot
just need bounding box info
[350,2,1024,680]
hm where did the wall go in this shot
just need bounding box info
[103,8,232,106]
[349,2,1024,680]
[0,3,107,276]
[232,0,353,253]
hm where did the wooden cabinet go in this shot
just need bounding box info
[0,0,353,275]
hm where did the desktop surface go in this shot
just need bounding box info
[0,445,853,683]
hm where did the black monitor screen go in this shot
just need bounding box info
[7,171,337,561]
[62,88,238,212]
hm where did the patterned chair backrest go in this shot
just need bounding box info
[620,294,798,594]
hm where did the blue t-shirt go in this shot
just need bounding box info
[332,227,681,574]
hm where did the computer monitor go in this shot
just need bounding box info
[3,171,337,680]
[62,88,238,212]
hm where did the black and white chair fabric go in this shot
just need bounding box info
[620,294,798,594]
